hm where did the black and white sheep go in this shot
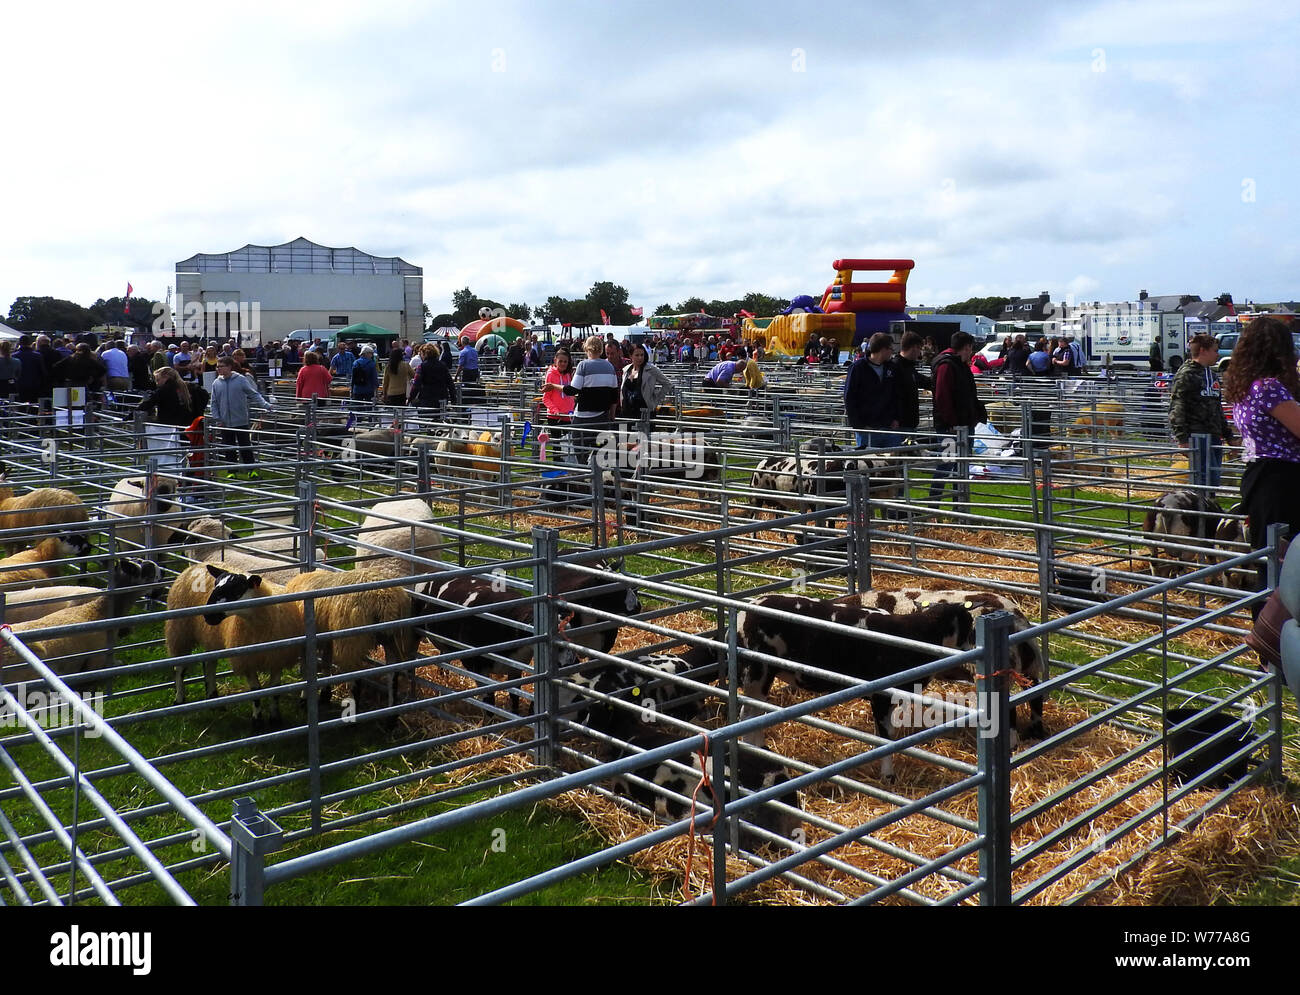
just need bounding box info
[1142,490,1246,585]
[735,595,976,781]
[418,562,643,715]
[833,588,1047,740]
[749,449,904,525]
[606,731,804,851]
[563,645,716,744]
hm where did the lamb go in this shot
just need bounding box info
[101,475,182,552]
[0,534,92,588]
[606,731,804,851]
[0,463,89,548]
[736,595,976,781]
[167,564,302,726]
[419,561,642,715]
[179,517,320,584]
[833,589,1047,740]
[352,498,445,579]
[1,558,162,684]
[564,645,715,743]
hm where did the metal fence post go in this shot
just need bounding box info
[229,797,283,907]
[1266,523,1286,779]
[417,442,431,495]
[304,593,321,834]
[591,451,607,548]
[956,424,971,512]
[297,481,317,567]
[976,610,1014,906]
[846,471,871,594]
[1036,452,1054,678]
[1189,432,1211,492]
[532,527,559,769]
[143,457,160,556]
[498,414,512,507]
[710,733,729,907]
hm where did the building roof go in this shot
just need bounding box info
[176,236,421,276]
[1181,301,1233,321]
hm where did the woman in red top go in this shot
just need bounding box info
[296,351,333,399]
[541,349,576,458]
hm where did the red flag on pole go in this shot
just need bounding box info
[600,309,610,325]
[629,306,643,317]
[125,282,133,315]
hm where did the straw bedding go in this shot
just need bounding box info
[401,604,1293,905]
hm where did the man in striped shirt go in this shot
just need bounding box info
[564,335,619,463]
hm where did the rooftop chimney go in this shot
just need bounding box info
[1139,290,1148,301]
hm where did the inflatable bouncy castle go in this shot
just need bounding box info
[753,258,916,356]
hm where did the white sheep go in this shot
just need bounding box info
[0,462,89,549]
[0,534,92,589]
[352,497,444,579]
[167,564,302,726]
[180,517,322,585]
[100,475,182,553]
[284,567,416,704]
[2,558,162,683]
[3,584,103,624]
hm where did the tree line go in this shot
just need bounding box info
[6,295,159,335]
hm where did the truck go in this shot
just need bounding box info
[1061,308,1185,370]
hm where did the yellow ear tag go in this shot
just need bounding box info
[921,600,930,607]
[965,601,973,609]
[631,687,641,697]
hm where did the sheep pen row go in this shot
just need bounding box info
[0,398,1292,907]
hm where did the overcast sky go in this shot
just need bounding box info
[4,0,1297,318]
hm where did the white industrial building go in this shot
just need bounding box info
[171,237,423,343]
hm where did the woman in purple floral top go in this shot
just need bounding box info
[1223,316,1300,598]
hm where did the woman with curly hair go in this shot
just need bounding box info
[1222,316,1300,595]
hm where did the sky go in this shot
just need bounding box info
[3,0,1298,318]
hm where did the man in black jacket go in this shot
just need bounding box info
[844,333,899,449]
[928,332,987,504]
[891,331,931,434]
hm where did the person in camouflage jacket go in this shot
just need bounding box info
[1169,333,1233,487]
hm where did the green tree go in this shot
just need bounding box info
[505,302,531,321]
[585,281,634,325]
[653,303,674,316]
[450,288,505,328]
[89,296,158,336]
[942,297,1010,319]
[676,296,707,314]
[740,292,790,316]
[7,296,95,333]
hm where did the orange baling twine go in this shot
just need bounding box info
[680,734,719,906]
[974,667,1034,688]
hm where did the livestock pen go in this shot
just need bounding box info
[0,378,1293,906]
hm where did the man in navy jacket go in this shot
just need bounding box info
[843,333,899,449]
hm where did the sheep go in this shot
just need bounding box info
[179,517,320,584]
[749,449,904,528]
[3,585,103,624]
[0,462,89,548]
[564,645,716,744]
[282,567,416,705]
[606,731,804,851]
[432,428,502,483]
[100,475,182,552]
[735,595,976,781]
[353,498,445,579]
[418,561,643,715]
[833,588,1046,740]
[1142,491,1240,582]
[0,534,92,588]
[167,564,302,726]
[1,558,162,684]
